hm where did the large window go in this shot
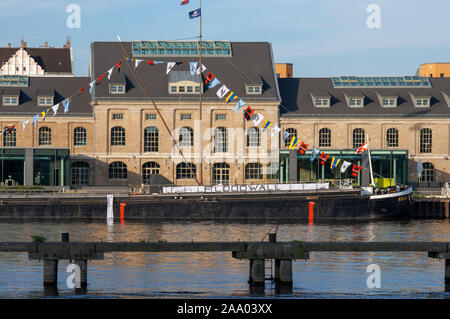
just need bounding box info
[247,127,261,147]
[179,127,193,146]
[142,161,160,184]
[3,127,16,147]
[352,128,365,149]
[71,161,89,185]
[319,128,331,147]
[39,127,52,145]
[109,161,127,179]
[73,127,87,146]
[214,127,228,153]
[245,163,263,180]
[176,162,196,179]
[144,126,159,152]
[419,162,435,182]
[111,126,125,146]
[420,128,432,153]
[386,128,399,148]
[284,128,297,148]
[212,163,230,185]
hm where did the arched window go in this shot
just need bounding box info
[212,162,230,185]
[144,126,159,152]
[71,161,89,185]
[419,162,435,182]
[109,161,127,179]
[142,161,160,184]
[176,162,196,179]
[284,128,297,148]
[386,128,399,148]
[247,127,261,147]
[245,163,263,180]
[352,128,365,149]
[179,126,193,146]
[319,128,331,147]
[39,127,52,145]
[111,126,125,146]
[420,128,432,153]
[214,127,228,153]
[73,127,87,146]
[3,126,16,147]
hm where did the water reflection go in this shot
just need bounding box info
[0,219,449,298]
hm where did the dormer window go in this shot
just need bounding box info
[416,98,430,107]
[168,71,202,95]
[315,98,330,107]
[349,98,364,107]
[109,84,125,94]
[246,84,262,95]
[3,96,19,106]
[38,96,53,106]
[382,98,397,107]
[409,92,431,108]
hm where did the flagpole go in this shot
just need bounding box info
[198,0,204,185]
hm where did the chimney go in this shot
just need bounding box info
[7,43,11,48]
[45,41,48,48]
[21,40,26,48]
[66,37,71,48]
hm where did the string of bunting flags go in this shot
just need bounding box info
[5,48,366,178]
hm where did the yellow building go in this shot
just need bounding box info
[418,62,450,78]
[275,63,293,78]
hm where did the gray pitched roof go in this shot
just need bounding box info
[0,77,93,116]
[0,47,72,74]
[90,41,280,103]
[279,77,450,118]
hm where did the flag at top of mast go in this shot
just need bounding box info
[180,0,189,4]
[189,8,201,19]
[356,142,369,154]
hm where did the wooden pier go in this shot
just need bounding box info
[0,233,449,292]
[411,198,450,218]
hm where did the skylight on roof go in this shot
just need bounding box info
[132,41,232,57]
[0,75,28,87]
[331,76,431,88]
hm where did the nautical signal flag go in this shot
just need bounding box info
[216,85,230,99]
[189,8,201,19]
[340,160,352,173]
[208,78,220,89]
[244,106,255,120]
[298,141,309,154]
[252,113,264,126]
[330,157,341,170]
[289,137,299,150]
[180,0,189,5]
[352,164,362,177]
[234,99,246,112]
[225,91,238,103]
[262,119,272,132]
[310,148,320,162]
[356,142,369,154]
[283,131,290,144]
[41,109,49,121]
[319,152,329,165]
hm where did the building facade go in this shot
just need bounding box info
[278,76,450,187]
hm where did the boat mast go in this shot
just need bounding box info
[366,134,375,187]
[198,0,203,185]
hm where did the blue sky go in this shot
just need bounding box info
[1,0,450,77]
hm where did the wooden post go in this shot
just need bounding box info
[75,259,88,288]
[43,260,58,287]
[249,259,265,284]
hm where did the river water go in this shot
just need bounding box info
[0,218,449,299]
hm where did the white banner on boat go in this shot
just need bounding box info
[162,183,329,194]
